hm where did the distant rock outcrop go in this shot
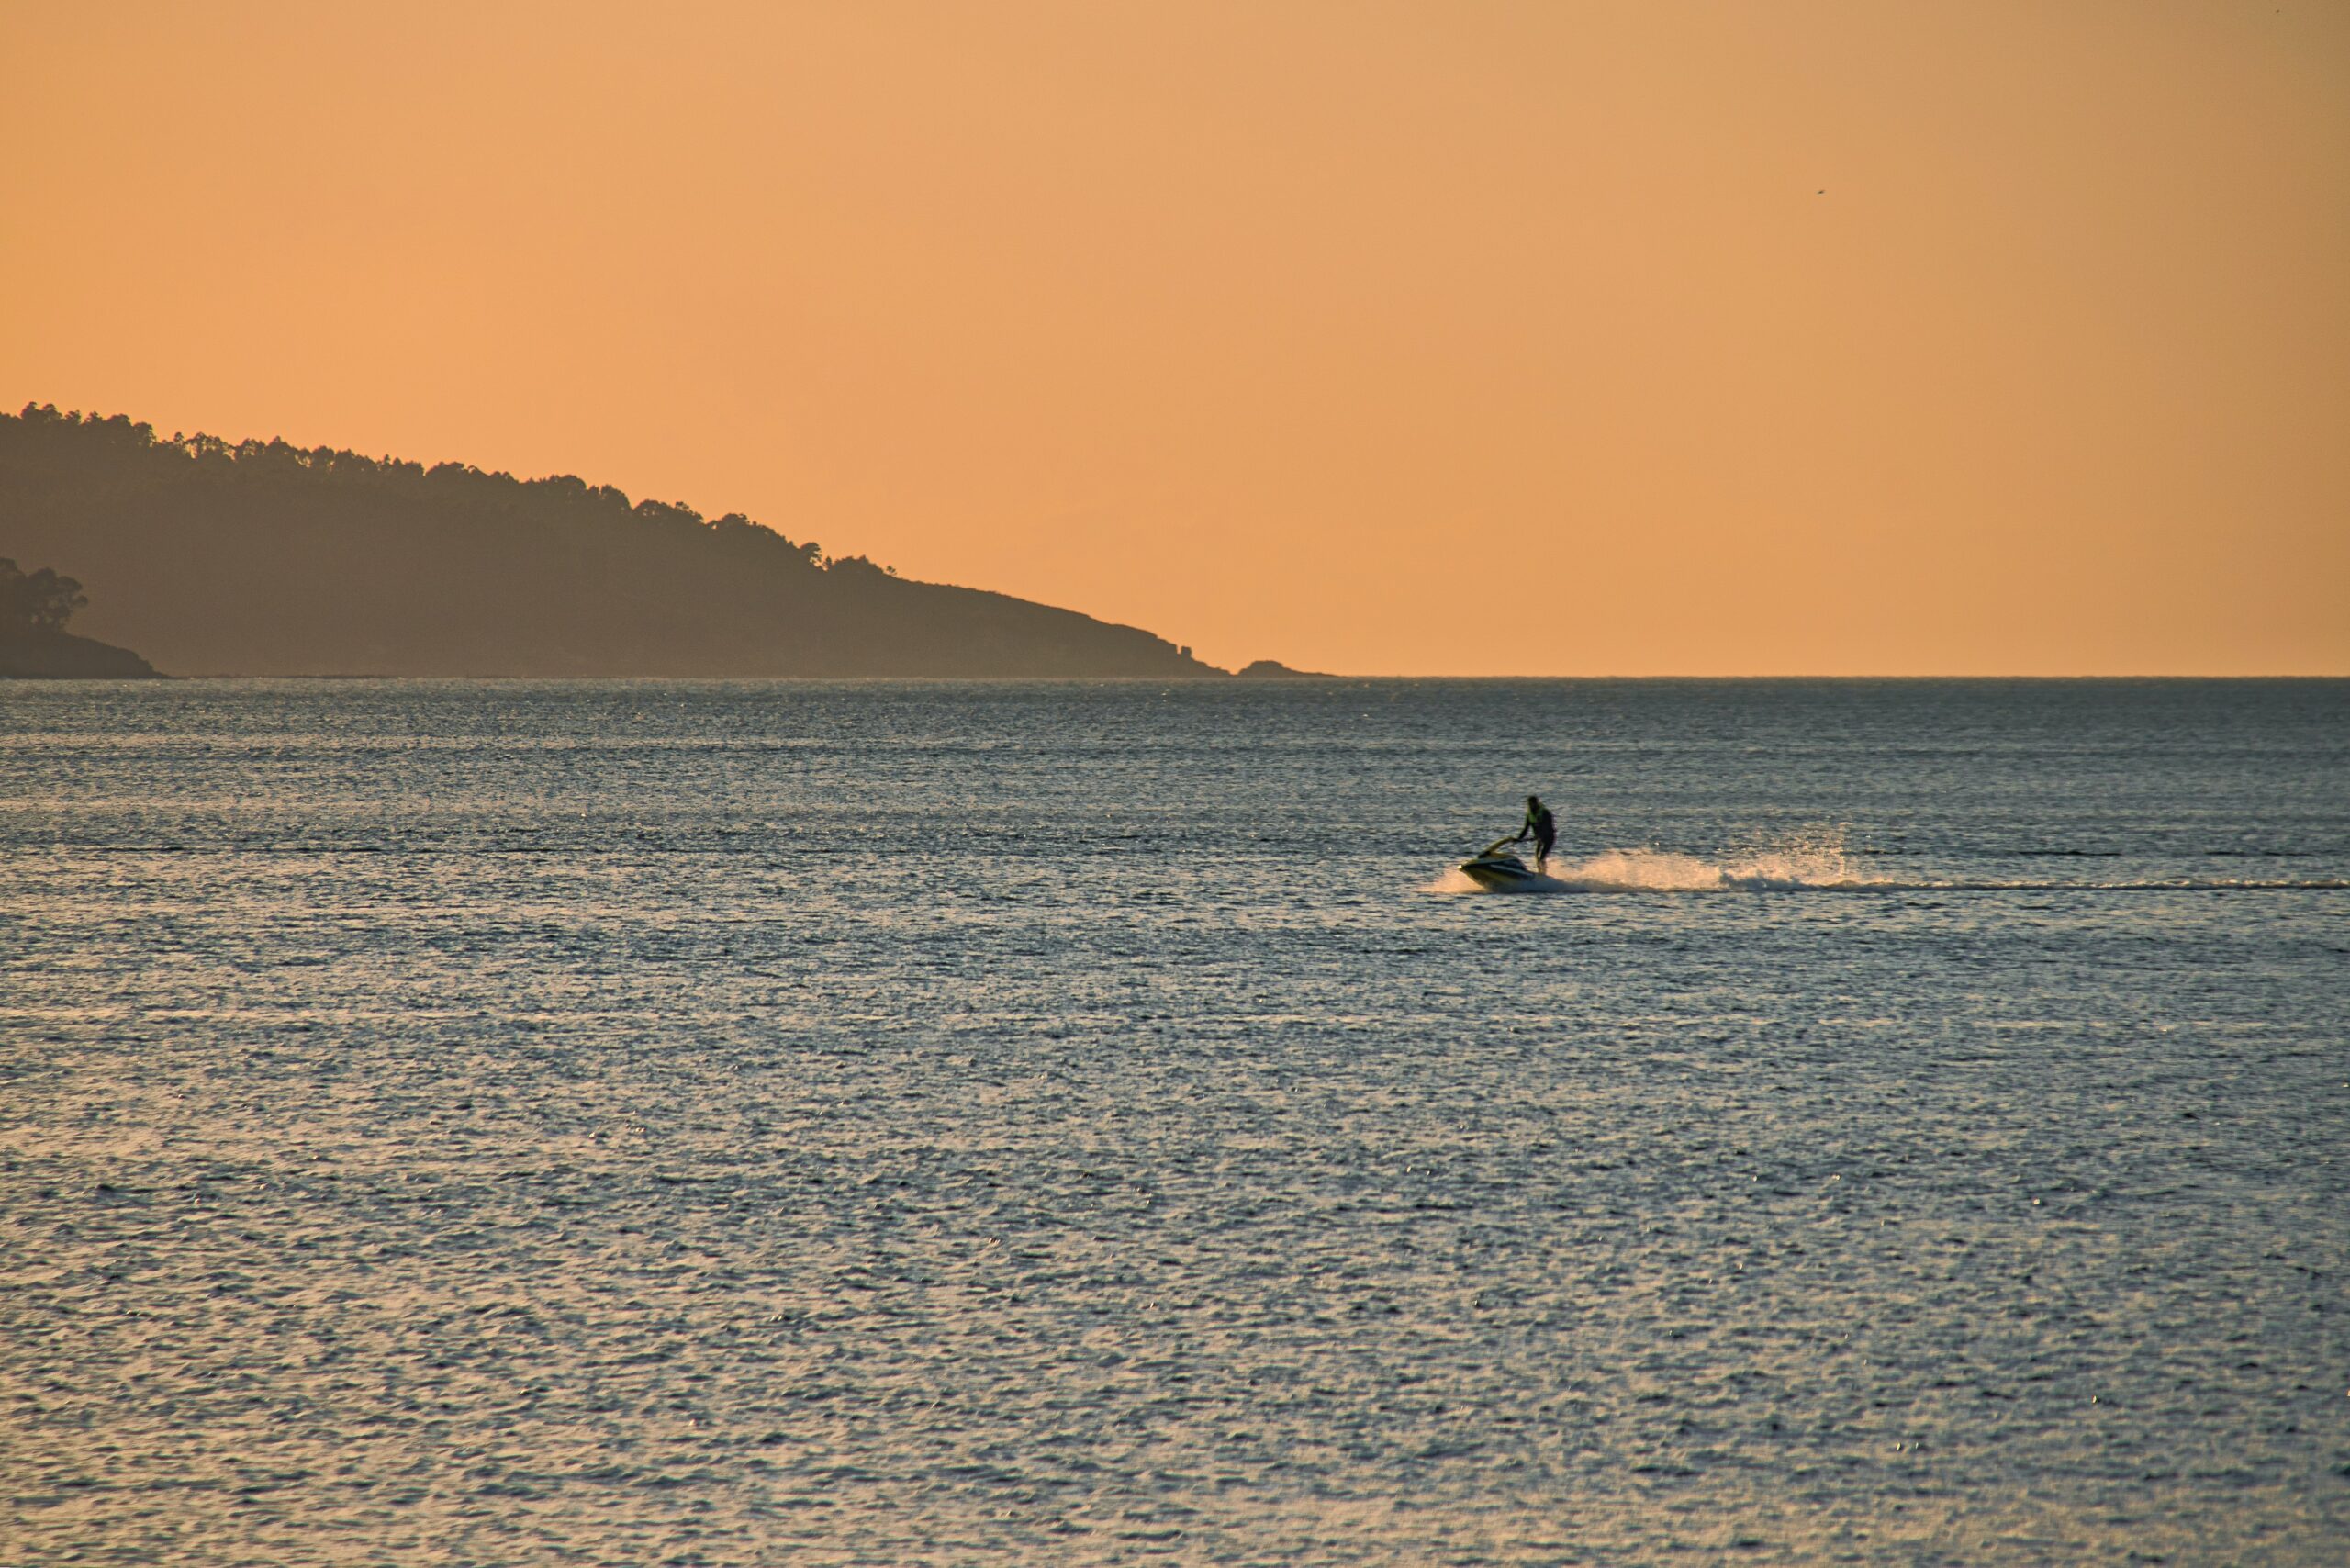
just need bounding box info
[0,552,162,677]
[2,405,1226,679]
[1235,659,1336,678]
[0,631,161,679]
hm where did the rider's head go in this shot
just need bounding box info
[1527,795,1541,808]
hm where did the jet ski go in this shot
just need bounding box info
[1460,836,1544,890]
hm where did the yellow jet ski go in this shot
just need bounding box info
[1460,836,1543,890]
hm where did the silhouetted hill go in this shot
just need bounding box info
[1,552,162,676]
[0,406,1225,678]
[0,631,161,679]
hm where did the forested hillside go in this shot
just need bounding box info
[0,406,1220,678]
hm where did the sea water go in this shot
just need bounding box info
[3,678,2344,1564]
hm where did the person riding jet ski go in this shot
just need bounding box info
[1515,795,1557,874]
[1457,793,1559,890]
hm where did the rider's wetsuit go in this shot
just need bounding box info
[1523,799,1557,872]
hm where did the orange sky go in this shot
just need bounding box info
[4,1,2345,673]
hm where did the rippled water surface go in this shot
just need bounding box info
[4,678,2346,1565]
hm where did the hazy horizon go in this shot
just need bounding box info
[6,1,2345,676]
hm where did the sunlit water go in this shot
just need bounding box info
[4,678,2345,1565]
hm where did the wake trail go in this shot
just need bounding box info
[1427,837,2350,896]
